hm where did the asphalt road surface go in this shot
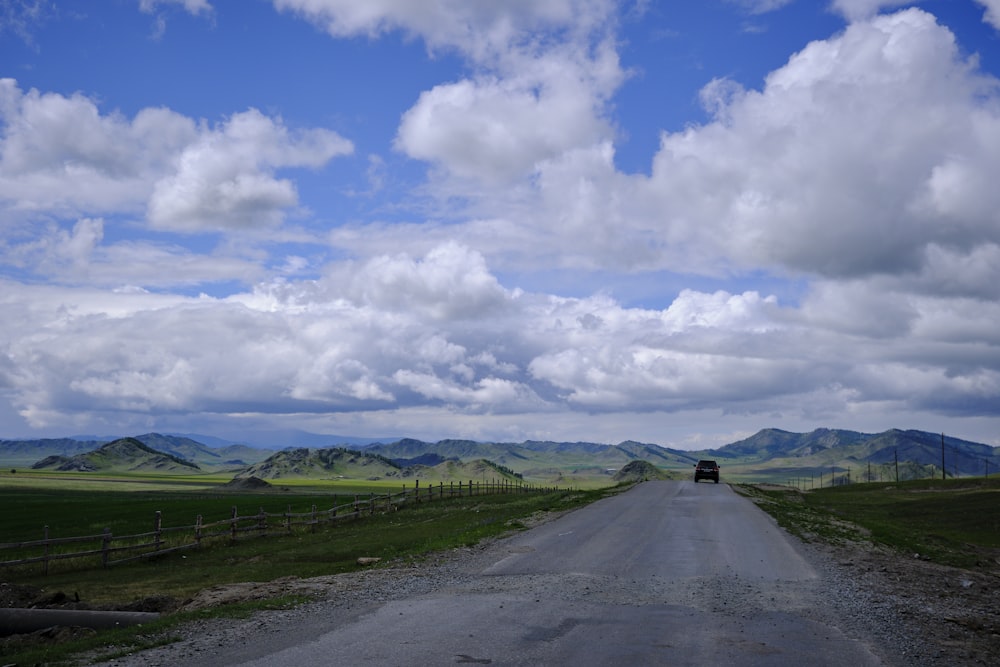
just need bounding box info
[209,481,885,666]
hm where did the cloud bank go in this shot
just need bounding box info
[1,3,999,446]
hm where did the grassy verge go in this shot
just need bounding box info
[1,483,624,665]
[3,594,312,666]
[739,477,1000,569]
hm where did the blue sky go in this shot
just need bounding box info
[2,0,1000,449]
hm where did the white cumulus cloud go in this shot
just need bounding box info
[640,9,1000,282]
[147,109,353,232]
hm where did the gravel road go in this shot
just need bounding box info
[93,481,993,666]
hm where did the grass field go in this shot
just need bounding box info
[0,473,616,602]
[742,477,1000,568]
[0,474,437,544]
[0,473,620,665]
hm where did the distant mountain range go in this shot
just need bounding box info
[708,428,999,480]
[234,447,527,484]
[32,437,199,473]
[3,427,998,484]
[0,433,274,470]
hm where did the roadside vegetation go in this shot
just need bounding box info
[740,477,1000,569]
[1,475,624,665]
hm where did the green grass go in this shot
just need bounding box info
[2,487,614,602]
[1,486,363,545]
[0,476,623,665]
[0,474,522,544]
[741,477,1000,568]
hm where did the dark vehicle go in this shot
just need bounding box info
[693,460,720,483]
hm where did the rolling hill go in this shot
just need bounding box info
[0,437,106,467]
[1,433,274,470]
[703,428,1000,482]
[361,438,699,482]
[133,433,273,469]
[233,447,526,484]
[235,447,401,480]
[30,437,201,474]
[613,460,673,482]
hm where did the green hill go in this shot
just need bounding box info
[133,433,273,469]
[0,438,104,467]
[235,447,402,480]
[396,458,525,484]
[613,460,672,482]
[365,438,697,482]
[699,428,999,483]
[30,437,200,474]
[230,447,531,485]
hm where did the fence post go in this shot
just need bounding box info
[102,528,111,568]
[154,511,162,553]
[230,506,238,543]
[415,480,420,503]
[311,504,317,533]
[195,514,203,547]
[286,505,292,533]
[43,525,50,576]
[369,493,375,516]
[354,494,359,517]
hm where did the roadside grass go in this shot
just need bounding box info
[740,477,1000,569]
[1,481,623,665]
[3,594,312,667]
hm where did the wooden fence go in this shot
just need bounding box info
[1,478,550,576]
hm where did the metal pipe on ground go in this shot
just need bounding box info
[0,608,160,636]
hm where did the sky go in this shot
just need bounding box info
[2,0,1000,450]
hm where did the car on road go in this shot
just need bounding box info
[694,460,720,483]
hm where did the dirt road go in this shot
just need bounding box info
[154,481,886,666]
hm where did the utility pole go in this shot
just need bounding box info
[941,432,946,480]
[894,448,899,483]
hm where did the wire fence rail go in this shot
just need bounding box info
[0,478,552,576]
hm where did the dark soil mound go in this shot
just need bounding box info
[223,475,272,490]
[613,460,669,482]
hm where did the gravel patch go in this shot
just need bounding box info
[803,540,999,666]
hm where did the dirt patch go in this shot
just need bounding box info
[815,539,1000,665]
[177,575,338,612]
[222,475,272,490]
[0,582,178,614]
[0,582,42,608]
